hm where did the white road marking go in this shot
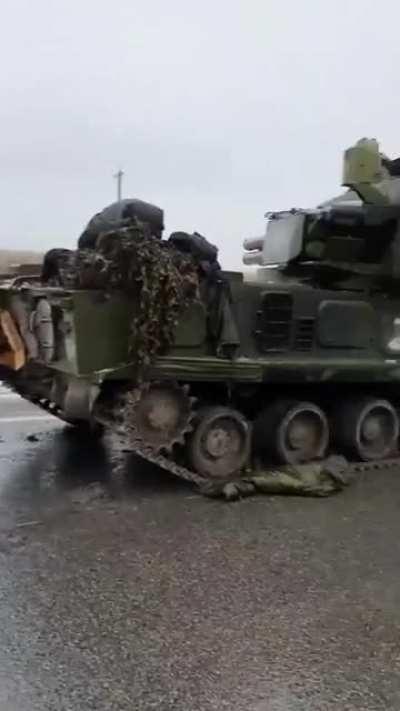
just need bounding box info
[0,385,19,399]
[0,415,54,423]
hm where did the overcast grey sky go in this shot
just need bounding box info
[1,0,399,268]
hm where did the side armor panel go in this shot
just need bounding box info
[317,301,377,349]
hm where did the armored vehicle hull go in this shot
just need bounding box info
[2,269,400,488]
[3,138,400,489]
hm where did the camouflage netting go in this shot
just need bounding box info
[200,456,351,500]
[42,221,200,371]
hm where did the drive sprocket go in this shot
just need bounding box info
[121,381,196,454]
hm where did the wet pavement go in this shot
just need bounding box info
[1,386,400,710]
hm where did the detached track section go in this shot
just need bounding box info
[2,370,400,490]
[1,370,67,421]
[1,371,207,488]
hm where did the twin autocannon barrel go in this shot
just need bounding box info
[242,204,400,267]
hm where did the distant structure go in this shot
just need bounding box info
[113,170,124,202]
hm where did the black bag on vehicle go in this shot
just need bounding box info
[168,231,220,267]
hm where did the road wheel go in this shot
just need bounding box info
[254,400,329,465]
[333,397,399,461]
[187,406,251,480]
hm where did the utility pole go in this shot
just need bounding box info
[113,169,124,202]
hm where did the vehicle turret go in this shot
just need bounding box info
[243,138,400,279]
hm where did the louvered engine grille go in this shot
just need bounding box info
[293,318,315,351]
[255,293,316,353]
[255,292,293,352]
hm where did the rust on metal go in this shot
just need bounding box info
[0,309,25,370]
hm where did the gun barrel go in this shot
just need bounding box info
[243,236,264,252]
[243,251,264,266]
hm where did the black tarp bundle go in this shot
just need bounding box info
[42,222,201,370]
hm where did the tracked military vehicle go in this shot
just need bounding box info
[2,138,400,489]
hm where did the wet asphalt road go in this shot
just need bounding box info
[1,387,400,710]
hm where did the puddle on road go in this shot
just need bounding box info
[0,423,191,532]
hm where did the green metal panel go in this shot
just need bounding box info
[0,287,11,310]
[171,302,207,349]
[58,292,208,376]
[72,291,132,374]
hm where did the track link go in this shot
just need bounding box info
[109,386,206,487]
[1,371,66,420]
[1,373,205,487]
[112,387,400,487]
[116,431,207,487]
[3,371,400,490]
[120,440,400,487]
